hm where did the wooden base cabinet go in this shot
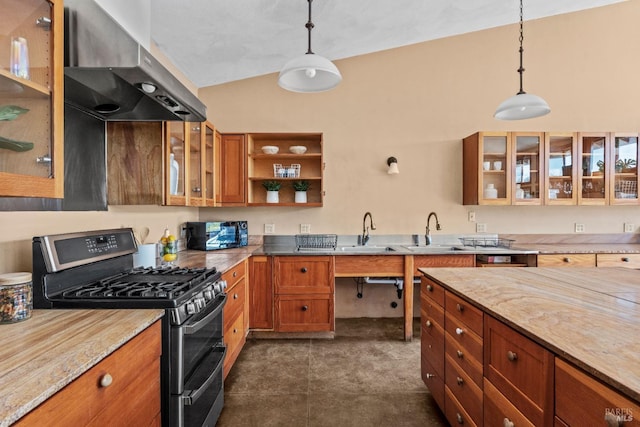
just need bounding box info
[421,277,446,409]
[222,259,248,379]
[16,321,161,426]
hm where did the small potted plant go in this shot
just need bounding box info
[292,180,310,203]
[262,180,281,203]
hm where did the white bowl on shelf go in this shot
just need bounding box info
[261,145,279,154]
[289,145,307,154]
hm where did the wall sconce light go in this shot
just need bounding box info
[387,157,399,175]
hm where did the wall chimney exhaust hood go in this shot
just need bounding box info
[64,0,206,122]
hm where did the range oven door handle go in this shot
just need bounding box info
[183,294,227,335]
[183,345,227,406]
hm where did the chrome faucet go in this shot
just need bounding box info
[360,212,377,245]
[425,212,442,245]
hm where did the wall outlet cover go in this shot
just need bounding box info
[300,224,311,234]
[476,223,487,233]
[574,223,585,233]
[624,223,635,233]
[264,223,275,234]
[468,212,476,222]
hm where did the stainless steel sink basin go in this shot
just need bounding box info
[403,245,459,252]
[339,245,396,252]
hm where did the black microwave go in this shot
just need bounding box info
[185,221,248,251]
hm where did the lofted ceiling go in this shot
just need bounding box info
[150,0,625,88]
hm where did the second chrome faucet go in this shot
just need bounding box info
[425,211,441,245]
[360,212,376,245]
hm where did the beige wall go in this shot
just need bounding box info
[199,1,640,238]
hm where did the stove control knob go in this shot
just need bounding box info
[214,280,227,293]
[203,289,214,301]
[194,297,206,311]
[186,302,196,315]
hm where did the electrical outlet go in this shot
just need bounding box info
[468,211,476,222]
[624,223,635,233]
[476,223,487,233]
[300,224,311,234]
[264,223,275,234]
[180,225,187,239]
[574,223,585,233]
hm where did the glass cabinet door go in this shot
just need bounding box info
[204,122,215,206]
[189,123,203,206]
[165,121,186,205]
[545,133,577,205]
[479,133,510,204]
[513,132,543,204]
[578,133,609,205]
[611,133,639,205]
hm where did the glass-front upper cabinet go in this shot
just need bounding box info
[0,0,63,198]
[463,132,511,205]
[204,122,215,206]
[513,132,543,205]
[165,121,186,206]
[610,133,639,205]
[578,133,609,205]
[189,123,204,206]
[544,133,577,205]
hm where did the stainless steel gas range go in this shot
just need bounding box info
[32,228,227,427]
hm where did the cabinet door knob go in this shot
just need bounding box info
[456,413,464,424]
[302,305,308,311]
[622,257,630,262]
[604,412,624,427]
[507,350,518,361]
[455,327,464,335]
[456,350,464,359]
[233,271,238,277]
[300,267,308,273]
[99,373,113,388]
[425,320,432,328]
[233,328,238,334]
[192,187,201,193]
[456,303,464,312]
[456,376,464,386]
[563,257,571,263]
[233,293,238,299]
[424,373,435,379]
[503,418,515,427]
[426,284,433,292]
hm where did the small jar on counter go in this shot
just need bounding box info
[0,272,32,323]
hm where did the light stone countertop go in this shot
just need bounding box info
[419,267,640,403]
[0,309,164,427]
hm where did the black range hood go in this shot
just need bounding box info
[64,0,206,122]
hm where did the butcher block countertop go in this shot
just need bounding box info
[0,309,164,427]
[419,267,640,403]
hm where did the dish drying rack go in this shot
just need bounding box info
[458,237,514,249]
[295,234,338,251]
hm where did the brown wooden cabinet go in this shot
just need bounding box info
[217,134,247,206]
[597,253,640,268]
[15,321,161,426]
[545,133,578,205]
[222,259,248,378]
[273,256,334,332]
[249,255,273,330]
[420,278,446,410]
[0,0,64,198]
[537,253,596,267]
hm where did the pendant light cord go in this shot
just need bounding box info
[306,0,315,54]
[517,0,526,95]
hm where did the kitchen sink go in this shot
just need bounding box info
[339,245,396,252]
[403,245,459,252]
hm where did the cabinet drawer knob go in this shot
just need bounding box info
[425,320,432,328]
[456,376,464,386]
[302,305,308,311]
[233,293,239,299]
[233,328,238,334]
[456,350,464,359]
[503,418,515,427]
[99,373,113,388]
[456,303,464,312]
[622,257,630,262]
[233,271,238,277]
[563,257,571,263]
[507,350,518,361]
[455,327,464,335]
[604,411,624,427]
[456,413,464,424]
[424,373,435,379]
[300,267,308,273]
[426,284,433,292]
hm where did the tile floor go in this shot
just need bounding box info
[217,318,448,427]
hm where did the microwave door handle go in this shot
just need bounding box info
[183,346,227,405]
[183,294,227,335]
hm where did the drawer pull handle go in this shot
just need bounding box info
[301,267,308,273]
[604,412,624,427]
[425,320,432,328]
[507,351,518,361]
[233,271,238,277]
[455,327,464,335]
[503,418,515,427]
[302,305,308,311]
[456,376,464,386]
[456,413,464,424]
[99,373,113,388]
[233,328,238,334]
[563,257,571,263]
[233,293,239,299]
[426,284,433,292]
[456,350,464,359]
[456,303,464,312]
[425,373,435,379]
[622,257,630,262]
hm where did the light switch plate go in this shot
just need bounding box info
[574,223,585,233]
[624,223,635,233]
[468,212,476,222]
[300,224,311,234]
[264,223,275,234]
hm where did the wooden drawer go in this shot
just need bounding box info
[421,308,445,378]
[484,316,554,427]
[444,385,478,427]
[537,253,596,267]
[275,293,334,332]
[16,321,161,427]
[274,256,334,294]
[445,311,483,363]
[445,354,483,426]
[224,277,246,332]
[597,253,640,268]
[484,378,535,427]
[224,311,246,379]
[334,255,403,277]
[444,330,483,388]
[445,292,483,337]
[555,358,640,427]
[421,277,445,307]
[421,356,445,411]
[223,259,247,289]
[421,290,444,328]
[414,254,475,270]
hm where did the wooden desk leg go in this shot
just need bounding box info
[403,255,414,342]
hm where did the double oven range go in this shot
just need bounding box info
[32,228,227,427]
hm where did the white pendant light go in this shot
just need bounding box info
[278,0,342,93]
[494,0,550,120]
